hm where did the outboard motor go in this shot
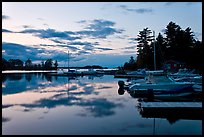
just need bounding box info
[118,80,126,95]
[118,88,125,95]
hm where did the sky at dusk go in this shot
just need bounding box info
[2,2,202,68]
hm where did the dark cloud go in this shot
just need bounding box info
[2,42,69,62]
[96,47,113,51]
[86,19,115,30]
[76,50,91,55]
[2,42,93,64]
[2,117,11,123]
[122,46,136,50]
[128,37,137,44]
[97,86,112,90]
[51,39,66,44]
[22,25,34,28]
[2,15,10,20]
[164,2,197,6]
[2,29,13,33]
[77,19,124,39]
[119,5,153,14]
[2,42,37,60]
[68,41,101,52]
[18,28,80,41]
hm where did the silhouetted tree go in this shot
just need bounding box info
[44,59,53,69]
[8,59,24,69]
[136,27,153,69]
[54,60,58,69]
[155,33,167,69]
[25,59,32,69]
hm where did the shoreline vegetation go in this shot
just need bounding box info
[2,58,108,71]
[2,21,203,73]
[118,21,203,74]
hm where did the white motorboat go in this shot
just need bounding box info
[118,74,195,97]
[128,81,194,92]
[81,68,98,75]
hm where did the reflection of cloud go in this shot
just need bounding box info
[2,117,11,123]
[77,98,123,117]
[2,15,10,20]
[3,74,125,118]
[119,122,152,132]
[2,104,14,109]
[97,86,112,90]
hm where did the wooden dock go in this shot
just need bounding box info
[137,102,203,122]
[139,102,202,108]
[114,74,145,78]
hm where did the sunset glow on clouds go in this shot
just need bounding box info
[2,2,202,67]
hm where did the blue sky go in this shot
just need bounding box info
[2,2,202,68]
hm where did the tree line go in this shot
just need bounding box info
[122,21,203,73]
[2,58,58,70]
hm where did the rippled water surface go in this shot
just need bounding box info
[2,73,202,135]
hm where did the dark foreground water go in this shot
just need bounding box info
[2,73,202,135]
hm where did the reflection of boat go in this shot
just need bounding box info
[137,101,202,124]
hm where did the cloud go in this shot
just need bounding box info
[96,47,113,51]
[18,28,80,41]
[77,19,124,39]
[37,17,44,21]
[122,45,136,50]
[2,42,37,60]
[2,15,10,20]
[2,29,13,33]
[68,41,104,52]
[2,42,69,62]
[2,42,92,65]
[22,25,34,28]
[164,2,199,6]
[118,5,153,14]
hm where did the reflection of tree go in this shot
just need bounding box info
[25,73,33,82]
[44,74,52,82]
[2,74,7,83]
[37,72,42,77]
[7,74,23,81]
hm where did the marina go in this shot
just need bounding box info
[2,2,202,135]
[2,71,202,135]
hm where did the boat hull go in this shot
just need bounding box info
[128,82,194,97]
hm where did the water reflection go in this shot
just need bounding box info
[25,73,32,82]
[2,73,202,135]
[2,73,124,121]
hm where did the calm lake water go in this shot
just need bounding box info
[2,72,202,135]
